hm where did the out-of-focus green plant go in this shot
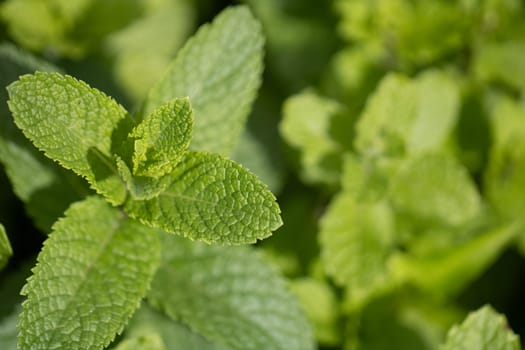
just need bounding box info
[1,0,525,349]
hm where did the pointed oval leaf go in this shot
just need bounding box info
[143,5,264,155]
[7,72,129,204]
[131,97,193,178]
[18,197,161,350]
[441,305,520,350]
[0,44,89,231]
[148,237,315,350]
[124,151,282,244]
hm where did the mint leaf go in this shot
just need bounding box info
[143,5,264,155]
[390,153,481,227]
[122,303,223,350]
[289,278,341,345]
[18,197,161,350]
[320,193,394,308]
[130,97,193,178]
[484,96,525,221]
[0,224,12,270]
[355,71,460,157]
[7,72,129,205]
[0,44,88,231]
[105,0,196,102]
[407,70,460,153]
[124,151,282,244]
[355,73,415,157]
[440,305,520,350]
[114,330,165,350]
[148,237,315,350]
[281,90,347,185]
[391,224,518,298]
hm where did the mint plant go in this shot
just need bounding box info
[0,5,313,350]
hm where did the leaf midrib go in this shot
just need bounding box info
[43,214,123,348]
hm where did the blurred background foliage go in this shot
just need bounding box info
[2,0,525,349]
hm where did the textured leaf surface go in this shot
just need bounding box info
[0,224,12,270]
[131,98,193,178]
[125,151,282,244]
[391,153,481,227]
[18,197,161,350]
[7,72,129,204]
[121,303,224,350]
[440,305,520,350]
[148,236,315,350]
[143,5,264,156]
[113,330,165,350]
[0,43,88,231]
[320,193,394,308]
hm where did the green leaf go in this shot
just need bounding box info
[440,305,520,350]
[355,73,416,157]
[124,151,282,245]
[474,40,525,93]
[390,153,481,227]
[143,5,264,156]
[280,90,347,185]
[320,193,395,309]
[391,224,518,299]
[148,236,315,350]
[289,278,341,346]
[121,303,224,350]
[114,330,165,350]
[0,224,12,270]
[407,70,460,153]
[0,43,88,231]
[104,0,196,102]
[0,307,18,350]
[355,70,460,157]
[484,96,525,221]
[7,72,129,205]
[130,97,193,178]
[18,197,161,350]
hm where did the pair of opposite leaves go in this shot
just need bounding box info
[7,71,282,245]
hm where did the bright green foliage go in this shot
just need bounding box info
[281,90,348,185]
[18,197,161,350]
[0,43,88,231]
[0,0,142,58]
[143,6,264,156]
[121,304,224,350]
[474,40,525,93]
[484,97,525,221]
[148,236,315,350]
[105,0,196,102]
[390,153,481,227]
[320,194,394,308]
[391,224,519,299]
[130,98,193,178]
[7,72,129,205]
[114,331,165,350]
[125,151,282,244]
[440,305,520,350]
[355,71,460,157]
[289,278,341,345]
[0,224,12,269]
